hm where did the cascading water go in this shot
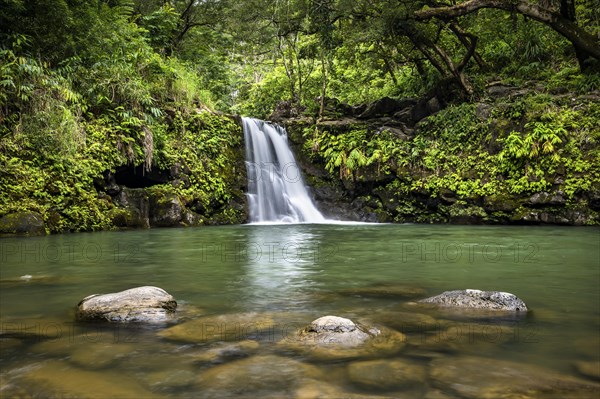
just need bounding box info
[242,117,325,223]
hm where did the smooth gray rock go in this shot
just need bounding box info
[76,286,177,323]
[419,289,528,312]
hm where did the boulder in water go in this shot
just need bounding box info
[278,315,406,360]
[0,211,46,236]
[76,286,177,323]
[418,289,528,312]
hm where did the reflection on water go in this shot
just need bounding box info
[241,225,320,309]
[0,225,599,398]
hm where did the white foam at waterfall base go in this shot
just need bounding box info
[242,117,326,224]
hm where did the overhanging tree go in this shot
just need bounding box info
[414,0,600,71]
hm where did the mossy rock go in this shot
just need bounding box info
[149,191,184,227]
[0,212,46,236]
[108,208,133,228]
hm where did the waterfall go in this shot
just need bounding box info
[242,117,325,223]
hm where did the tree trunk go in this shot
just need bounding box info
[318,50,328,121]
[415,0,600,70]
[559,0,592,69]
[449,23,488,70]
[405,25,474,95]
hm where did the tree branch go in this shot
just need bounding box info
[414,0,600,62]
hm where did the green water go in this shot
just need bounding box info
[1,224,599,397]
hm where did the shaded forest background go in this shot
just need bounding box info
[1,0,599,232]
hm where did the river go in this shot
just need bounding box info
[1,224,599,397]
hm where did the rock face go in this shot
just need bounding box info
[76,286,177,323]
[419,289,528,312]
[0,211,46,236]
[112,188,151,228]
[91,114,248,231]
[279,315,406,360]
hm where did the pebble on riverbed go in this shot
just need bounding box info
[76,286,177,323]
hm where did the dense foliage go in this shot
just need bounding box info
[0,0,598,231]
[0,0,245,232]
[302,95,599,223]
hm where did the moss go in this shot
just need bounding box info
[0,211,46,236]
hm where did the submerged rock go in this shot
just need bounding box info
[158,312,277,343]
[17,359,162,399]
[408,322,518,354]
[279,315,406,360]
[76,286,177,323]
[347,359,426,391]
[574,361,600,381]
[190,340,260,364]
[143,368,196,390]
[0,275,63,286]
[30,335,136,369]
[195,355,322,398]
[337,283,427,299]
[430,356,600,399]
[368,311,443,334]
[419,289,528,312]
